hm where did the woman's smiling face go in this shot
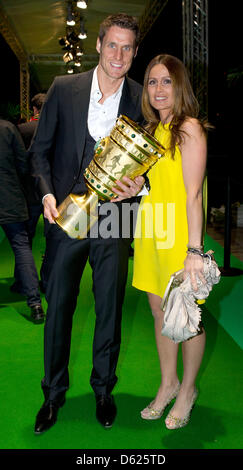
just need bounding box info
[147,64,175,120]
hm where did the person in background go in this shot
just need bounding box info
[18,93,46,150]
[133,54,209,429]
[0,118,44,323]
[10,94,47,294]
[17,93,47,244]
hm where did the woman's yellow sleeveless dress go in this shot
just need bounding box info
[132,121,206,298]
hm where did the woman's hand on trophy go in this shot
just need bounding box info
[110,175,145,202]
[43,194,59,224]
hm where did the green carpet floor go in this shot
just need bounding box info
[0,218,243,450]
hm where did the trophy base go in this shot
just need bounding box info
[55,192,98,239]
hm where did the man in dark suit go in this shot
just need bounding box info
[30,13,144,434]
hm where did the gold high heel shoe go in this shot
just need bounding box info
[165,388,198,429]
[141,381,180,420]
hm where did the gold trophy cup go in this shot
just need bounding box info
[55,115,164,239]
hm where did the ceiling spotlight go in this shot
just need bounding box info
[67,16,75,26]
[77,1,87,9]
[67,31,79,44]
[78,31,87,40]
[61,41,73,51]
[59,37,66,46]
[63,51,74,63]
[76,46,83,57]
[78,20,87,39]
[67,4,75,25]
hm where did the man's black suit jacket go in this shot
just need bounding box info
[30,68,143,206]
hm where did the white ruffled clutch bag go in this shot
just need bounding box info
[161,250,221,343]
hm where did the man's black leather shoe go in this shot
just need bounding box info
[30,305,45,324]
[34,398,65,434]
[96,394,117,429]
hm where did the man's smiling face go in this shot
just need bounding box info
[96,25,137,81]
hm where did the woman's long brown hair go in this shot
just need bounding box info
[142,54,209,156]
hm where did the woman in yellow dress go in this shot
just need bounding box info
[132,54,209,429]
